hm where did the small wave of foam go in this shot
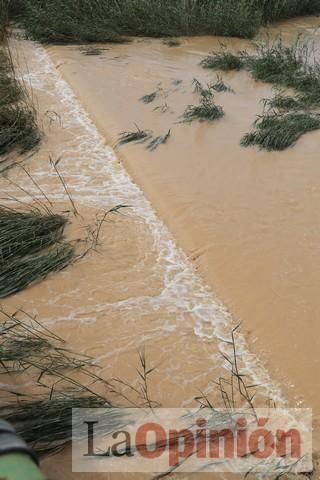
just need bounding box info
[20,41,284,404]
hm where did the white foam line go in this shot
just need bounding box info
[23,41,284,404]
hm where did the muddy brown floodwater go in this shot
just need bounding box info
[3,14,320,480]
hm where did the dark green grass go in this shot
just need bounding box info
[0,207,75,298]
[201,50,244,71]
[244,38,320,105]
[0,51,21,106]
[0,46,40,159]
[0,308,116,455]
[182,94,224,123]
[0,208,67,262]
[184,79,225,122]
[203,38,320,149]
[265,92,305,111]
[12,0,320,44]
[0,242,74,298]
[241,112,320,150]
[0,104,41,155]
[202,38,320,107]
[0,395,111,455]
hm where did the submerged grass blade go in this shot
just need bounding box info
[209,76,234,93]
[146,129,171,151]
[140,92,158,104]
[0,308,91,374]
[117,124,152,146]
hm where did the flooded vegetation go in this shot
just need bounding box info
[14,0,320,42]
[1,1,320,479]
[202,36,320,149]
[0,45,39,164]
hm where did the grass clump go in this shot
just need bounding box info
[204,38,320,150]
[241,111,320,151]
[0,105,40,155]
[0,307,116,455]
[204,38,320,107]
[201,50,244,71]
[0,206,75,298]
[0,46,40,161]
[183,96,224,123]
[0,242,74,298]
[184,79,224,123]
[13,0,320,44]
[244,38,320,100]
[265,92,305,111]
[0,208,67,262]
[1,395,110,455]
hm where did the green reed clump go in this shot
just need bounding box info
[184,80,224,122]
[0,208,67,261]
[0,51,21,106]
[266,92,304,111]
[241,112,320,151]
[204,37,320,150]
[183,95,224,123]
[244,38,320,100]
[0,206,75,298]
[0,46,40,160]
[0,307,116,455]
[16,0,320,44]
[205,38,320,106]
[201,50,244,71]
[0,394,111,455]
[0,104,40,155]
[0,242,74,298]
